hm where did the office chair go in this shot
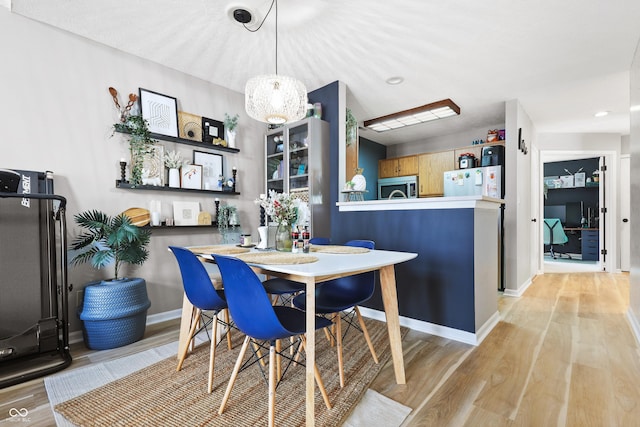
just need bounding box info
[168,246,233,394]
[292,239,378,388]
[543,218,570,259]
[214,255,332,426]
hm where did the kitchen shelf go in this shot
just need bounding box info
[115,180,240,195]
[115,130,240,154]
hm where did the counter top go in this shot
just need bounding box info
[337,195,504,212]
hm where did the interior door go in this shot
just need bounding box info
[620,155,630,271]
[599,156,606,269]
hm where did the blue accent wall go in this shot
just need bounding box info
[358,137,387,200]
[311,81,478,333]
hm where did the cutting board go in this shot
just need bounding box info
[121,207,151,227]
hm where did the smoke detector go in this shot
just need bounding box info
[226,4,258,26]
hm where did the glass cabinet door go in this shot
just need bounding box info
[266,130,285,193]
[288,122,309,191]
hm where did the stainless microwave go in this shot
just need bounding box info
[378,176,418,199]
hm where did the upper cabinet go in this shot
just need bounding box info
[418,151,455,197]
[378,155,418,178]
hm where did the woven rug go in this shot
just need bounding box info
[189,245,251,255]
[235,252,319,265]
[54,319,407,426]
[310,245,369,254]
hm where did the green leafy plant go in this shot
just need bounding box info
[164,150,184,169]
[113,115,157,185]
[224,113,239,131]
[71,210,151,280]
[346,108,357,146]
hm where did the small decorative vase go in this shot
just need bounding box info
[168,168,180,188]
[351,167,366,191]
[275,223,292,252]
[226,129,237,149]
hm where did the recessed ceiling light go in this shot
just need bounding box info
[386,76,404,85]
[594,111,609,118]
[630,105,640,112]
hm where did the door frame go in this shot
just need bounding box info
[538,149,617,273]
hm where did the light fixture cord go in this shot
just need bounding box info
[241,0,278,74]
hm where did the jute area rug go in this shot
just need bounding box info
[54,319,407,426]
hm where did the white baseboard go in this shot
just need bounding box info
[503,277,532,298]
[627,308,640,346]
[358,306,499,346]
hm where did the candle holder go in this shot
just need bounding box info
[232,168,237,193]
[119,161,128,183]
[214,199,220,225]
[259,205,266,227]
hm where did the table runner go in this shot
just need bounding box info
[235,252,318,265]
[189,245,251,255]
[310,245,369,254]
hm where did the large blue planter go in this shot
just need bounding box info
[79,278,151,350]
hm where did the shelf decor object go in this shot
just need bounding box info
[173,201,200,226]
[177,111,203,142]
[180,164,202,190]
[241,0,307,124]
[139,88,179,138]
[202,116,224,144]
[193,150,223,191]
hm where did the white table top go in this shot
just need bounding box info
[195,246,417,278]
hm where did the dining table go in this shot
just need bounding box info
[178,244,417,427]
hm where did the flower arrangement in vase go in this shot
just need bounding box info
[255,190,309,251]
[164,150,185,188]
[224,113,239,148]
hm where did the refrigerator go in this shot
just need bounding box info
[443,166,503,198]
[443,165,505,291]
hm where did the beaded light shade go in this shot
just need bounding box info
[245,74,307,124]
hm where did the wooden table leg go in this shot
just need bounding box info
[379,265,406,384]
[305,277,316,427]
[177,293,195,361]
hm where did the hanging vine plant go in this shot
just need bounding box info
[346,108,357,146]
[113,115,157,186]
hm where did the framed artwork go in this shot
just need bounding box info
[172,201,200,226]
[177,111,203,142]
[193,150,223,190]
[574,172,586,187]
[139,88,179,137]
[180,164,202,190]
[134,144,164,186]
[201,116,224,144]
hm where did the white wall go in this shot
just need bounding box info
[0,9,266,331]
[387,123,506,157]
[628,37,640,339]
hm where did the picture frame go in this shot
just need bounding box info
[172,201,200,226]
[177,111,203,142]
[180,164,202,190]
[139,88,179,137]
[201,116,224,145]
[574,172,586,187]
[193,150,223,190]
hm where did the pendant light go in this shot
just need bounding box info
[243,0,307,124]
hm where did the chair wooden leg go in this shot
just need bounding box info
[301,336,332,410]
[335,313,345,387]
[323,327,332,345]
[252,340,267,367]
[224,309,233,350]
[219,336,250,415]
[177,308,201,372]
[355,306,379,364]
[207,313,219,394]
[276,339,282,382]
[268,342,276,427]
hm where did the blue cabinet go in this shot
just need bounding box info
[581,229,599,261]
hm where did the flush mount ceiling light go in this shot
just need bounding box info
[239,0,307,125]
[363,98,460,132]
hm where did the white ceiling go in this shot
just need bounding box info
[9,0,640,145]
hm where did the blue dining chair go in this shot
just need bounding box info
[214,254,332,426]
[292,239,379,387]
[261,236,331,305]
[168,246,233,394]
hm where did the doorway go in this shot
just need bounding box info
[538,150,617,274]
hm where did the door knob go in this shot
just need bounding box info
[623,218,629,223]
[531,218,537,222]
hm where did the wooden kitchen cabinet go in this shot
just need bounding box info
[378,155,418,178]
[418,151,454,197]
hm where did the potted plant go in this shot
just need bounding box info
[224,113,239,149]
[164,150,184,188]
[113,115,157,186]
[71,210,152,350]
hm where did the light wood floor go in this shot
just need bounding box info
[1,272,638,426]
